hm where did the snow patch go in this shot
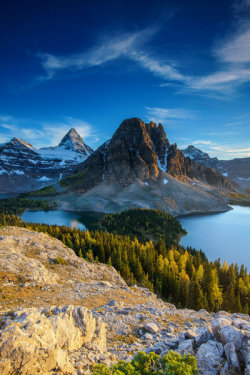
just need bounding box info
[38,147,87,166]
[157,153,168,172]
[10,170,25,175]
[37,176,52,182]
[183,152,194,160]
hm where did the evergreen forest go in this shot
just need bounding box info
[0,210,248,314]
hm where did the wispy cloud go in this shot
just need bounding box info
[0,114,96,148]
[145,106,195,123]
[37,27,158,80]
[33,1,250,97]
[193,140,212,145]
[209,144,250,158]
[128,51,187,83]
[216,26,250,64]
[180,138,250,159]
[188,1,250,93]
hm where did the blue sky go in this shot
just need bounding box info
[0,0,250,159]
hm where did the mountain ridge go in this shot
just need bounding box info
[0,117,238,216]
[182,145,250,190]
[0,129,93,193]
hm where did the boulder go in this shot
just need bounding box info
[212,317,231,339]
[177,339,195,355]
[196,340,224,375]
[219,325,245,351]
[144,322,159,334]
[147,341,169,355]
[0,305,106,375]
[233,318,250,331]
[195,326,214,347]
[185,329,198,340]
[224,343,242,374]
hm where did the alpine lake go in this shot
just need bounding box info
[20,205,250,269]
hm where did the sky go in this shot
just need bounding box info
[0,0,250,159]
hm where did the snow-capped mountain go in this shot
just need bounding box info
[181,145,218,164]
[182,145,250,189]
[0,129,93,193]
[58,128,93,155]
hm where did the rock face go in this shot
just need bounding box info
[0,129,93,193]
[0,226,126,287]
[0,305,106,375]
[182,145,250,190]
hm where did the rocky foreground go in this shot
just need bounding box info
[0,226,249,374]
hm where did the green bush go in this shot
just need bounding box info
[92,351,198,375]
[54,256,67,265]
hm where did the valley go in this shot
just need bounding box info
[1,1,250,373]
[20,205,250,269]
[0,118,249,375]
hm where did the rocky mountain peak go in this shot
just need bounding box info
[104,118,162,185]
[59,128,93,155]
[182,145,212,161]
[10,137,36,151]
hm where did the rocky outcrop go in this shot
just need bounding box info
[0,226,126,287]
[0,305,105,375]
[0,227,249,374]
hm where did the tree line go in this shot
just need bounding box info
[0,197,57,215]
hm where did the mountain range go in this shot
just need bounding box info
[0,128,93,193]
[182,145,250,190]
[1,117,247,215]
